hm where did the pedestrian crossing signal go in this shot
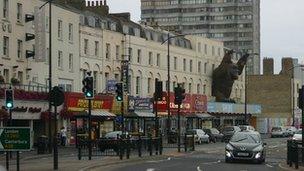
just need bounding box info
[5,89,14,109]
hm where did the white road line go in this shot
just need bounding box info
[268,145,278,149]
[146,168,155,171]
[266,164,274,168]
[197,166,202,171]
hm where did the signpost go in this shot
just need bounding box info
[0,127,31,151]
[0,127,31,171]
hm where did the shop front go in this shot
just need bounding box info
[62,92,114,145]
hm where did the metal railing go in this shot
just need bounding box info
[0,83,49,92]
[287,140,304,169]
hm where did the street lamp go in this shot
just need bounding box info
[161,32,187,136]
[39,0,53,162]
[287,64,304,126]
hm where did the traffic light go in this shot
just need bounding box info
[174,84,185,105]
[115,83,123,101]
[154,79,163,101]
[82,76,94,99]
[299,88,304,110]
[5,89,14,109]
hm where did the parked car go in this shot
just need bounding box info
[286,126,297,136]
[203,128,223,142]
[192,129,209,144]
[292,129,302,142]
[225,131,266,164]
[238,125,255,132]
[271,127,288,138]
[222,126,241,143]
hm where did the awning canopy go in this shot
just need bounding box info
[196,113,215,119]
[135,111,155,118]
[76,110,116,118]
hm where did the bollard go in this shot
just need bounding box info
[155,138,159,155]
[149,136,153,156]
[287,140,290,166]
[159,135,163,155]
[192,133,195,151]
[119,138,124,160]
[126,137,130,159]
[78,146,82,160]
[294,141,298,169]
[138,135,142,157]
[184,134,187,152]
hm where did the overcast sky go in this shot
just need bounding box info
[107,0,304,73]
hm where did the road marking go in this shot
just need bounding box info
[146,157,171,163]
[266,164,273,168]
[146,168,155,171]
[269,145,278,149]
[201,160,221,165]
[197,166,202,171]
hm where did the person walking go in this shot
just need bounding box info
[60,127,67,146]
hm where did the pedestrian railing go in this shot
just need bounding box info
[162,133,195,152]
[77,135,162,160]
[287,139,304,169]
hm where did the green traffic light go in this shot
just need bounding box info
[86,92,92,97]
[116,96,122,101]
[6,102,13,108]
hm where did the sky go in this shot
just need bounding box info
[107,0,304,73]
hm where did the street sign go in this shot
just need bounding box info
[0,127,31,151]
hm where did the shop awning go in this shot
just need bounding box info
[134,111,155,118]
[196,113,215,119]
[76,110,116,118]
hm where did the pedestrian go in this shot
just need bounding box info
[60,127,67,146]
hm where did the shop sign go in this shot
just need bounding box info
[67,97,112,111]
[107,80,117,92]
[0,127,31,151]
[191,94,207,112]
[121,60,129,92]
[134,97,153,111]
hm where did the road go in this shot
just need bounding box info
[105,137,288,171]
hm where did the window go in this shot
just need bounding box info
[156,53,160,67]
[212,46,215,56]
[174,57,177,70]
[148,52,153,65]
[3,36,9,57]
[17,71,23,84]
[84,39,88,55]
[95,41,99,56]
[197,84,201,94]
[183,59,186,71]
[190,60,193,72]
[136,76,141,95]
[68,53,73,71]
[198,42,201,52]
[105,73,109,88]
[188,83,192,93]
[106,43,110,59]
[203,84,206,94]
[204,62,207,74]
[204,44,207,54]
[115,45,120,60]
[3,0,8,19]
[17,3,22,22]
[58,51,63,68]
[58,20,63,39]
[68,23,73,41]
[93,71,97,93]
[17,40,23,59]
[137,49,141,63]
[198,61,201,73]
[148,78,152,94]
[3,69,9,83]
[128,47,132,61]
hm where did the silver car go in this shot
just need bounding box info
[271,127,288,137]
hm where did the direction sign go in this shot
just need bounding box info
[0,127,31,151]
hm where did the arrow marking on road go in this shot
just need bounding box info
[146,168,155,171]
[197,166,202,171]
[266,164,273,168]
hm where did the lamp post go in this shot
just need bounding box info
[39,0,52,154]
[161,33,187,136]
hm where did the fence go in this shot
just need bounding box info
[162,133,195,152]
[287,140,304,169]
[77,133,196,160]
[0,83,49,92]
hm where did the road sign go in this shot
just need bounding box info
[0,127,31,151]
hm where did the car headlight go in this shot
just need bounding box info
[253,145,263,152]
[226,143,234,151]
[255,152,261,159]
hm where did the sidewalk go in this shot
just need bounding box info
[279,162,304,171]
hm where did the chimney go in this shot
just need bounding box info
[263,58,274,75]
[280,57,294,77]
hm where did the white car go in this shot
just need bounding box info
[271,127,288,137]
[192,129,209,144]
[286,126,297,136]
[292,129,302,142]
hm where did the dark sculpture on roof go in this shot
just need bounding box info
[212,50,249,103]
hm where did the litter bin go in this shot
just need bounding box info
[37,135,49,154]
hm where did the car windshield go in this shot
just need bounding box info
[272,127,282,131]
[224,127,234,131]
[239,126,247,131]
[230,133,261,144]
